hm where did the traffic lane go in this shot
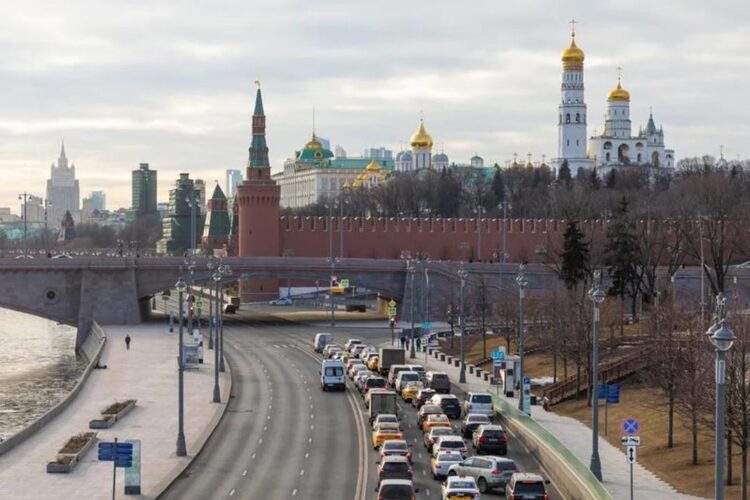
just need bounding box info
[160,336,271,500]
[232,319,365,500]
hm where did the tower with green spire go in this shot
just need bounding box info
[248,84,270,168]
[202,184,231,254]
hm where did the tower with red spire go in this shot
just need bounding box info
[236,82,281,300]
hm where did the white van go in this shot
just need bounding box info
[314,333,334,353]
[320,359,346,391]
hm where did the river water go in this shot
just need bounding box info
[0,309,85,440]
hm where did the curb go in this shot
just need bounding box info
[149,353,234,499]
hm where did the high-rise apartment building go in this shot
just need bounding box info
[225,169,243,197]
[46,142,80,226]
[131,163,158,215]
[156,173,204,254]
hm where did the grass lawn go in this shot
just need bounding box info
[554,379,744,499]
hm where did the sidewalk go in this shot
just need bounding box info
[406,345,703,500]
[0,323,230,499]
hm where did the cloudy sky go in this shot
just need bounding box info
[0,0,747,210]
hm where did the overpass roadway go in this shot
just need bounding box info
[159,309,561,499]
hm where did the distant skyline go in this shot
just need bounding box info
[0,0,747,210]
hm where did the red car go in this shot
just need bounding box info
[362,376,387,395]
[412,388,436,409]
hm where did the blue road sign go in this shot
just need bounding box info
[606,384,621,404]
[597,384,607,399]
[422,322,432,331]
[492,349,506,361]
[622,417,640,435]
[98,442,134,465]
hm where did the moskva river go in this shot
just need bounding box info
[0,309,85,440]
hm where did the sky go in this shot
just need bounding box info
[0,0,748,210]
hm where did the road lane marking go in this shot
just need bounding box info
[308,437,312,443]
[292,489,297,496]
[300,469,305,476]
[305,452,309,458]
[242,470,247,476]
[251,453,256,459]
[263,426,267,431]
[229,488,235,496]
[258,438,263,444]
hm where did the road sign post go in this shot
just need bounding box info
[522,377,531,415]
[98,439,134,500]
[621,417,640,500]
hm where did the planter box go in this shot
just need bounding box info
[90,400,136,429]
[439,353,446,362]
[468,365,475,374]
[454,359,460,368]
[48,432,96,474]
[47,458,76,474]
[475,369,484,378]
[446,356,453,364]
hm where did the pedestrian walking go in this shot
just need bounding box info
[125,334,131,350]
[416,336,422,351]
[400,336,405,349]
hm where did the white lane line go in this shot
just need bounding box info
[426,489,430,496]
[292,489,297,496]
[263,426,267,431]
[311,414,314,419]
[422,470,426,476]
[242,470,247,476]
[308,437,312,443]
[300,469,305,476]
[309,404,313,409]
[229,488,235,496]
[258,438,263,444]
[267,415,271,420]
[310,424,314,430]
[251,453,256,459]
[305,452,309,458]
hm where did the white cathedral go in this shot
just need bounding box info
[395,119,450,172]
[553,26,674,176]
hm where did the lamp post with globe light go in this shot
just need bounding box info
[515,265,528,413]
[707,295,735,500]
[408,261,417,359]
[458,264,468,383]
[211,269,222,403]
[175,275,187,456]
[588,271,605,481]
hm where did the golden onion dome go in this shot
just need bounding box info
[365,159,381,172]
[410,119,433,149]
[607,81,630,102]
[304,133,323,149]
[561,35,585,70]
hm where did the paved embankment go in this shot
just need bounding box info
[0,323,230,499]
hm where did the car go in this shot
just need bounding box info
[355,370,375,387]
[320,359,345,391]
[463,392,495,418]
[461,413,492,438]
[442,475,480,500]
[360,345,378,359]
[349,364,369,380]
[423,414,452,433]
[432,435,468,458]
[380,439,412,463]
[417,404,445,427]
[351,344,366,358]
[394,371,421,393]
[269,297,292,306]
[367,355,380,371]
[332,351,350,362]
[505,472,550,500]
[323,344,343,359]
[313,333,333,352]
[362,376,387,395]
[406,364,426,381]
[400,381,424,402]
[387,364,411,387]
[347,360,365,377]
[473,424,508,455]
[425,371,451,393]
[412,388,436,409]
[344,338,362,352]
[376,455,413,486]
[430,450,464,480]
[372,423,404,449]
[423,426,456,453]
[372,413,399,430]
[430,394,462,419]
[375,479,418,500]
[448,456,519,493]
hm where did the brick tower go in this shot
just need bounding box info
[236,82,280,301]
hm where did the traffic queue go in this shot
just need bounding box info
[315,333,551,499]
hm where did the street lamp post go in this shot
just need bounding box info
[219,264,230,373]
[474,206,486,261]
[708,296,735,500]
[18,193,28,256]
[498,199,510,296]
[458,264,468,383]
[175,276,187,456]
[409,261,416,359]
[43,199,51,257]
[424,261,430,360]
[588,271,605,481]
[207,259,215,350]
[212,269,222,403]
[186,190,199,256]
[516,265,528,412]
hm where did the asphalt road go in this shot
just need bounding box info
[160,309,562,499]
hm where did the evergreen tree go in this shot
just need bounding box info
[557,160,572,187]
[603,197,641,316]
[589,169,601,190]
[491,166,505,202]
[605,169,617,189]
[559,220,590,289]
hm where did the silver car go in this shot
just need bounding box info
[448,455,519,493]
[430,450,463,480]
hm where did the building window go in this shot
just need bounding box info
[576,140,579,146]
[565,114,570,123]
[637,153,642,162]
[567,140,570,146]
[606,152,610,161]
[576,113,580,123]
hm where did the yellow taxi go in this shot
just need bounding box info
[400,381,424,402]
[372,423,404,449]
[367,355,379,371]
[340,351,352,363]
[422,414,451,433]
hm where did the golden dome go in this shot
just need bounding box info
[342,181,351,189]
[305,133,322,149]
[410,119,433,149]
[561,35,584,70]
[365,159,381,172]
[607,81,630,102]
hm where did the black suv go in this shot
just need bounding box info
[431,394,461,419]
[377,456,413,486]
[473,424,508,455]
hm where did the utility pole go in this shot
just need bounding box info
[18,193,28,256]
[589,271,605,480]
[458,264,468,383]
[516,265,528,413]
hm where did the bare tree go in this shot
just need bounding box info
[725,314,750,499]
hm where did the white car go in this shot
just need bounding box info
[344,338,362,352]
[372,413,399,430]
[431,450,463,479]
[432,435,469,458]
[463,392,494,419]
[269,297,292,306]
[442,475,480,499]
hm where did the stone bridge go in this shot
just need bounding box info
[0,257,565,348]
